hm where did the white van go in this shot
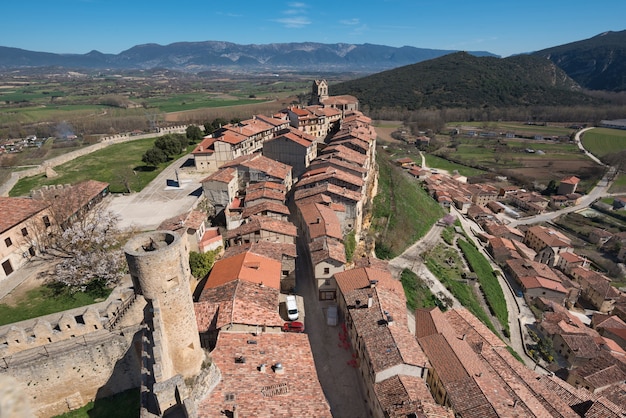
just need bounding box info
[286,295,299,321]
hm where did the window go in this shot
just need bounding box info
[43,215,51,228]
[21,228,28,237]
[4,237,12,247]
[323,267,330,275]
[28,246,35,257]
[2,260,14,276]
[282,270,289,277]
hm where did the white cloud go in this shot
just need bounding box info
[340,18,360,26]
[275,17,311,28]
[276,2,311,28]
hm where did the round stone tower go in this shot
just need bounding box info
[124,231,203,378]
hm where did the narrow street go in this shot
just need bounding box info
[294,236,369,418]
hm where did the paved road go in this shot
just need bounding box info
[293,231,369,418]
[105,154,206,231]
[507,127,616,228]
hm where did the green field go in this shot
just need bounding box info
[609,173,626,194]
[425,154,486,176]
[448,121,575,137]
[9,137,184,196]
[581,128,626,158]
[144,93,264,112]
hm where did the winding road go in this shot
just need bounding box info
[387,127,617,370]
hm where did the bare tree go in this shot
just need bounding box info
[22,186,127,292]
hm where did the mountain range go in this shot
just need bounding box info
[0,42,495,74]
[1,30,625,92]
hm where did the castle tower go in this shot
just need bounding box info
[310,79,329,105]
[124,231,203,378]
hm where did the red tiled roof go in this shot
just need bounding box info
[221,153,292,180]
[197,332,331,418]
[0,197,49,233]
[202,250,281,290]
[200,166,237,184]
[222,241,296,261]
[561,176,581,185]
[297,202,342,241]
[241,201,290,219]
[195,280,283,331]
[224,215,297,240]
[309,237,346,265]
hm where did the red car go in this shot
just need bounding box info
[282,321,305,333]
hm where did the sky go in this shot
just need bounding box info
[2,0,625,58]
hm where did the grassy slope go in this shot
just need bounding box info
[457,239,508,333]
[372,147,444,258]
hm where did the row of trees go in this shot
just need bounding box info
[141,134,190,166]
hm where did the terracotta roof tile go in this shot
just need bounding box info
[197,333,331,418]
[297,202,343,241]
[221,153,292,180]
[201,250,282,291]
[0,197,49,233]
[224,215,297,240]
[241,201,290,219]
[222,241,296,261]
[195,280,283,331]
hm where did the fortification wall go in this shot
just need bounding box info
[0,285,137,357]
[0,125,189,197]
[0,326,142,417]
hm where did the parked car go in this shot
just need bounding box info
[282,321,305,333]
[286,295,299,320]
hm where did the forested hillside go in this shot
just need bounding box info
[330,52,602,111]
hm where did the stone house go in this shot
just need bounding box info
[553,333,601,368]
[309,237,346,301]
[262,127,317,179]
[569,267,621,313]
[0,198,47,279]
[558,176,580,195]
[192,116,289,173]
[524,225,573,267]
[224,215,297,248]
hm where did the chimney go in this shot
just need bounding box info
[369,280,378,288]
[259,364,266,373]
[367,295,373,308]
[273,362,284,374]
[233,404,239,418]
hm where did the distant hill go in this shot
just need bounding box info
[532,30,626,92]
[329,52,600,110]
[0,41,496,74]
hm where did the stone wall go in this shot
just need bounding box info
[0,125,189,197]
[0,326,142,417]
[0,286,137,357]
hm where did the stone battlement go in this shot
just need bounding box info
[0,279,137,358]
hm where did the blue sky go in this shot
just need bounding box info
[2,0,625,58]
